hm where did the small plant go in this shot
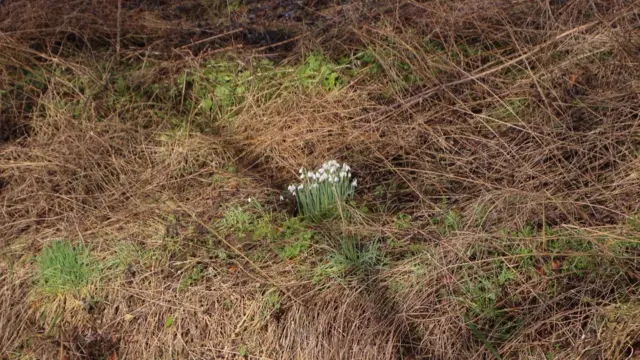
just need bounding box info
[394,213,412,230]
[260,289,282,320]
[315,237,381,282]
[279,238,310,260]
[297,53,341,90]
[277,217,314,259]
[252,217,278,241]
[512,224,536,238]
[474,204,490,227]
[431,210,461,235]
[627,213,640,232]
[444,210,461,232]
[36,240,97,296]
[237,344,248,357]
[164,315,174,329]
[219,206,254,235]
[287,160,357,219]
[178,265,204,292]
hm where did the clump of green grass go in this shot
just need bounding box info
[287,160,356,220]
[217,201,282,242]
[218,205,255,235]
[314,237,381,282]
[36,240,97,296]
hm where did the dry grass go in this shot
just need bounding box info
[1,0,639,359]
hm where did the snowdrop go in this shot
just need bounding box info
[286,160,357,219]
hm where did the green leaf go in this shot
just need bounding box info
[164,315,174,328]
[115,76,127,95]
[214,84,233,107]
[201,97,214,112]
[237,344,247,356]
[325,72,339,90]
[464,315,502,360]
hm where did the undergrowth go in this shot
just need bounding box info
[1,0,639,358]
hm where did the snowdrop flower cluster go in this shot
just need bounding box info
[288,160,355,195]
[287,160,357,218]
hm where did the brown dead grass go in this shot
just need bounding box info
[1,0,639,359]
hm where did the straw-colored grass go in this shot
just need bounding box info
[1,0,639,358]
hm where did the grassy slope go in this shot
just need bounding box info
[1,0,639,359]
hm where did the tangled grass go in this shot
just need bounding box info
[1,0,639,358]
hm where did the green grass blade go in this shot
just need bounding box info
[463,315,502,360]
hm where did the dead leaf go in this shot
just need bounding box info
[534,264,546,277]
[628,271,640,281]
[569,73,577,88]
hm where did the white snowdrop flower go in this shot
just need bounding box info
[298,184,304,190]
[309,173,316,180]
[248,197,252,202]
[279,195,284,201]
[300,174,305,180]
[348,172,352,178]
[334,176,339,183]
[299,168,304,174]
[339,171,346,178]
[312,183,319,189]
[351,179,357,187]
[288,185,296,193]
[320,173,328,182]
[343,164,351,172]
